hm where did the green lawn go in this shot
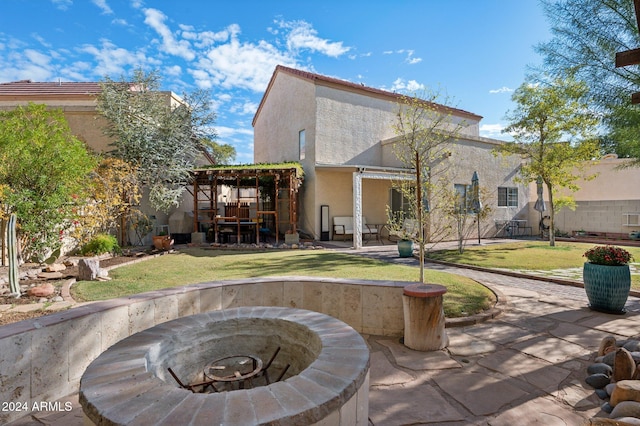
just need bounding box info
[71,248,495,318]
[427,241,640,288]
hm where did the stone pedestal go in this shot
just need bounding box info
[191,232,206,244]
[403,283,448,351]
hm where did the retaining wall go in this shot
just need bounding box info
[0,276,407,424]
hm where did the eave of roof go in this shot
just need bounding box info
[0,80,102,97]
[252,65,483,126]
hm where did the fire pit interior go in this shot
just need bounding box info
[80,307,370,425]
[158,314,320,393]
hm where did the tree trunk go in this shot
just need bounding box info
[547,182,555,247]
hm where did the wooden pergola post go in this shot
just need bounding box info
[615,0,640,103]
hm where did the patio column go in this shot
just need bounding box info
[352,169,415,249]
[353,171,364,249]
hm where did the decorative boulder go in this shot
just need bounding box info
[609,400,640,419]
[27,283,54,297]
[599,336,617,356]
[613,348,636,382]
[45,263,66,273]
[610,380,640,407]
[78,257,101,281]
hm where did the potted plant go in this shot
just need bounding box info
[385,211,417,258]
[582,245,634,314]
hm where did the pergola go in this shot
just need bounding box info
[189,164,303,244]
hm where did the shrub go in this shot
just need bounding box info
[583,245,633,266]
[80,234,120,256]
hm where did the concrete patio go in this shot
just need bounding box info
[8,240,640,425]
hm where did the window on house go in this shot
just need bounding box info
[390,188,412,218]
[299,129,305,160]
[454,184,472,213]
[498,187,518,207]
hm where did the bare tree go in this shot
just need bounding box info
[388,89,470,282]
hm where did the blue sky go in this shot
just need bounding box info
[0,0,550,163]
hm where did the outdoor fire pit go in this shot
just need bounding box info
[80,307,370,425]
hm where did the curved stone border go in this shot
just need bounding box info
[80,307,370,425]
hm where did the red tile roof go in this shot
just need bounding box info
[0,80,101,96]
[253,65,482,125]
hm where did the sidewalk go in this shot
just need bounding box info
[8,239,638,425]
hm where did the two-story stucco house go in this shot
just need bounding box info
[253,65,530,247]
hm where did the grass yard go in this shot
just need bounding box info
[71,248,495,318]
[427,241,640,289]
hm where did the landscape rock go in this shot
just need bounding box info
[613,348,636,382]
[27,283,54,297]
[37,271,64,280]
[589,363,613,376]
[586,373,611,389]
[606,383,617,396]
[611,380,640,406]
[78,257,101,281]
[583,418,628,425]
[609,400,640,419]
[601,402,613,413]
[595,388,609,400]
[45,263,66,273]
[601,351,617,367]
[599,336,617,356]
[614,417,640,425]
[623,340,640,352]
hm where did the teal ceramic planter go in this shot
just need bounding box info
[583,262,631,314]
[397,240,414,258]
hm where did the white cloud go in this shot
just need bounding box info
[275,20,350,57]
[489,86,513,94]
[32,33,52,48]
[479,123,507,138]
[143,8,195,61]
[80,39,155,77]
[216,125,253,138]
[189,29,298,92]
[404,50,422,65]
[165,65,182,76]
[51,0,72,11]
[182,26,233,49]
[92,0,113,14]
[230,100,258,115]
[112,18,129,26]
[390,78,425,93]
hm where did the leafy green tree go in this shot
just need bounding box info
[537,0,640,164]
[206,138,236,165]
[497,74,600,246]
[0,103,97,261]
[97,69,233,212]
[388,89,469,282]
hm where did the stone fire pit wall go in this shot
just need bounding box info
[0,276,407,425]
[80,307,370,425]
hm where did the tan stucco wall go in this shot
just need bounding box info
[253,72,316,165]
[254,69,527,240]
[0,100,113,154]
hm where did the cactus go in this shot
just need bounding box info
[7,213,20,297]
